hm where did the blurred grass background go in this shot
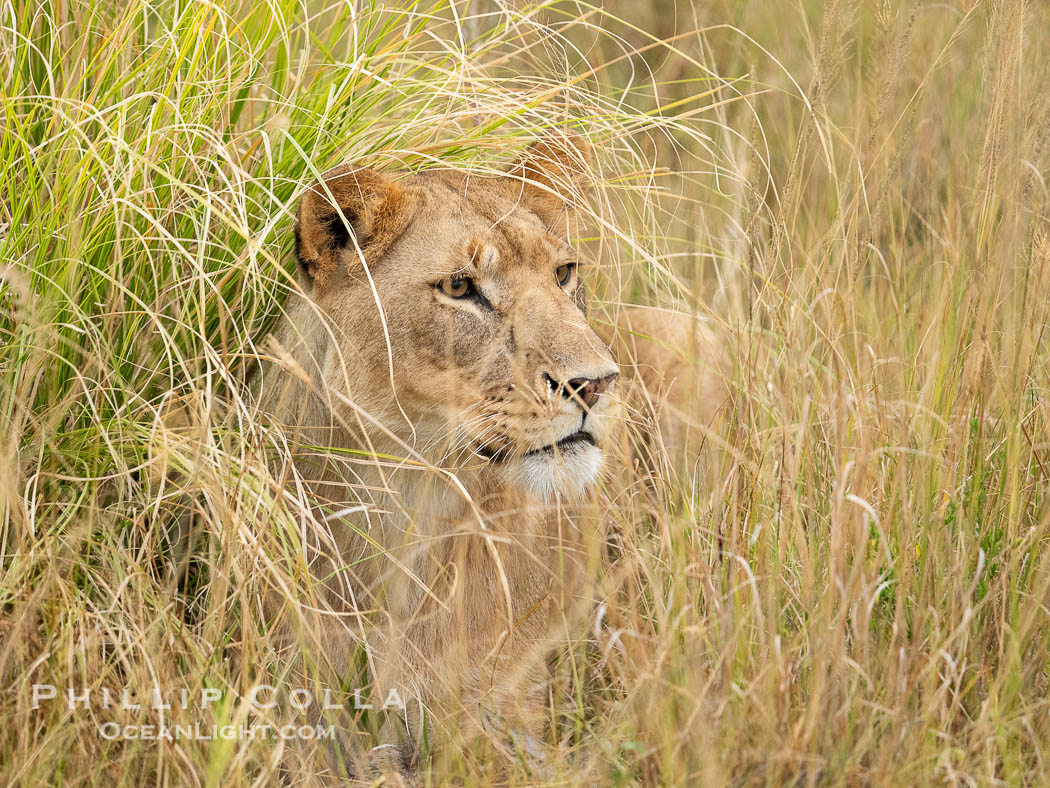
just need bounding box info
[2,0,1050,784]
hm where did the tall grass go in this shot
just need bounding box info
[2,0,1049,785]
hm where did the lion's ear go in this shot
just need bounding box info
[506,132,593,234]
[295,165,414,287]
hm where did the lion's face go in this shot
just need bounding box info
[293,138,618,500]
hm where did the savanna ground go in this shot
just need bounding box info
[2,0,1050,785]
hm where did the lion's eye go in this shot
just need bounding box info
[556,263,575,287]
[440,276,473,298]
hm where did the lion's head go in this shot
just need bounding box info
[286,134,618,500]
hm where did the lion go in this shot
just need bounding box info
[252,133,727,782]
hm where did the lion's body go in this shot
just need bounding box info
[253,138,727,778]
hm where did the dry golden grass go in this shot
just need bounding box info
[2,0,1049,785]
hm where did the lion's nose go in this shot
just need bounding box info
[545,371,619,409]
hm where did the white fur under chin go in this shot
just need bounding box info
[500,443,603,501]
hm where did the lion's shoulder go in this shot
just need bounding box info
[605,306,730,468]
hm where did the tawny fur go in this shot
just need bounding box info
[253,135,727,780]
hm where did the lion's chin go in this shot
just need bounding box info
[499,442,603,501]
